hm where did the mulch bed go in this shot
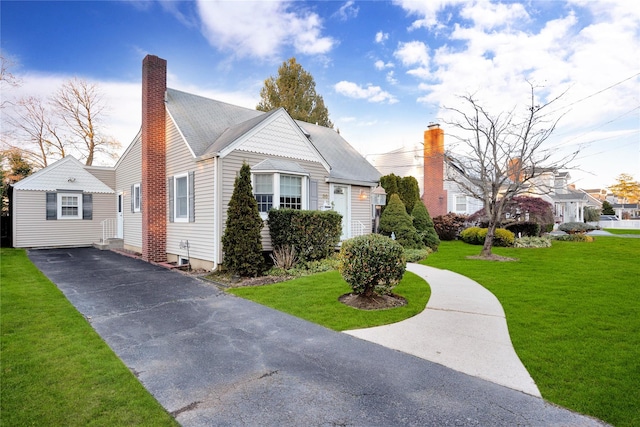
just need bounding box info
[339,293,407,310]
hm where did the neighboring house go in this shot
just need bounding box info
[422,123,483,217]
[11,156,115,248]
[11,55,381,270]
[367,143,424,196]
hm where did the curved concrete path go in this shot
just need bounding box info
[345,263,541,397]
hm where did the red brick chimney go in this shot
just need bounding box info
[141,55,167,262]
[423,123,448,217]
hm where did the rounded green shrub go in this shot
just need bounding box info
[460,226,484,245]
[558,222,597,234]
[338,234,406,297]
[403,248,432,263]
[553,234,594,242]
[460,227,514,247]
[494,228,515,247]
[411,201,440,251]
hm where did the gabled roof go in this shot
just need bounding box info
[165,88,381,186]
[12,156,114,193]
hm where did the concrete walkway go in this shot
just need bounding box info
[345,263,541,396]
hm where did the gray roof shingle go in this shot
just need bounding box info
[166,88,380,185]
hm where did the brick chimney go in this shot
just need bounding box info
[141,55,167,262]
[423,123,448,217]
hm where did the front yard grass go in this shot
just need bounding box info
[228,270,429,331]
[423,238,639,427]
[603,228,640,235]
[0,249,178,427]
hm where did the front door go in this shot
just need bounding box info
[116,193,124,238]
[332,185,349,239]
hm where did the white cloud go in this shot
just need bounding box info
[374,60,394,70]
[394,41,430,67]
[392,0,467,30]
[334,81,398,104]
[459,0,529,30]
[386,71,398,85]
[375,31,389,43]
[334,1,359,21]
[196,0,335,59]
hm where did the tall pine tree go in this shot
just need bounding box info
[257,58,333,128]
[222,163,265,277]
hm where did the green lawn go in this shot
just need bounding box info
[603,228,640,235]
[423,238,639,427]
[1,249,178,427]
[229,270,430,331]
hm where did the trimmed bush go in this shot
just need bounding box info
[412,201,440,251]
[505,221,541,237]
[558,222,598,234]
[553,234,594,242]
[460,227,484,245]
[494,228,516,247]
[460,227,515,247]
[268,209,342,262]
[403,248,432,263]
[433,213,468,240]
[339,234,406,297]
[379,194,424,249]
[514,236,552,248]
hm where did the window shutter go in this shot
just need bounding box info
[46,192,57,220]
[168,176,174,223]
[188,171,195,222]
[309,180,318,210]
[131,184,134,213]
[82,194,93,220]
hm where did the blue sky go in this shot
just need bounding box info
[2,0,639,189]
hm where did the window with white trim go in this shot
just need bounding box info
[252,172,307,218]
[254,174,273,213]
[58,193,82,219]
[133,183,141,213]
[174,173,189,222]
[280,175,302,209]
[454,194,467,213]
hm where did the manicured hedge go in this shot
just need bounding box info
[460,226,515,247]
[268,209,342,262]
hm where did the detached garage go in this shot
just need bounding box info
[12,156,115,248]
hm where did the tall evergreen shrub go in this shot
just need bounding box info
[412,200,440,250]
[379,194,424,249]
[221,163,265,277]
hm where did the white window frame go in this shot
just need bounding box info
[454,194,467,213]
[133,183,141,213]
[252,172,308,219]
[174,173,189,223]
[57,193,82,219]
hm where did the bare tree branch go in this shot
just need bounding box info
[442,83,577,256]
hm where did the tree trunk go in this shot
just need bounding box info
[480,221,498,257]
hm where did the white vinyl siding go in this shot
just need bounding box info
[115,134,142,251]
[13,191,112,248]
[165,116,216,266]
[350,186,373,237]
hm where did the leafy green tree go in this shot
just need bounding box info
[222,163,265,277]
[1,149,33,214]
[257,57,333,128]
[608,173,639,203]
[601,200,615,215]
[379,194,424,249]
[412,200,440,251]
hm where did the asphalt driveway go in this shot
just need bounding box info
[28,248,606,426]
